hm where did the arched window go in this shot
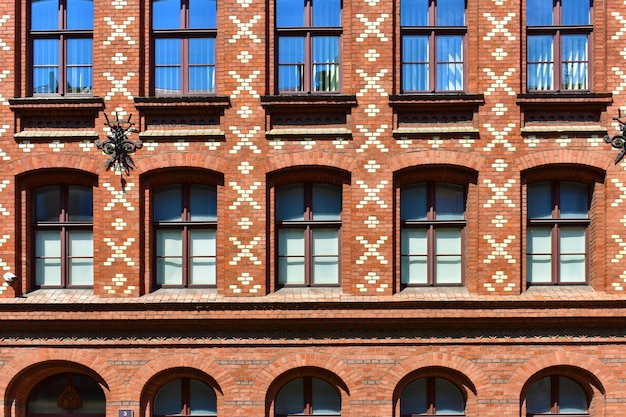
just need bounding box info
[526,376,588,416]
[400,377,465,416]
[275,377,341,417]
[27,373,105,417]
[153,378,217,417]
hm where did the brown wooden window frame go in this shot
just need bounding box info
[399,0,467,93]
[526,0,593,92]
[151,0,217,96]
[153,183,217,288]
[153,377,217,417]
[275,182,342,288]
[32,184,93,289]
[526,180,590,285]
[400,181,466,287]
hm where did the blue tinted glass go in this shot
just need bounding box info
[562,0,590,25]
[401,184,428,220]
[561,35,587,89]
[67,0,93,29]
[402,36,429,91]
[312,36,339,91]
[35,186,60,221]
[277,184,304,221]
[190,185,217,221]
[189,38,215,92]
[527,35,554,90]
[527,0,553,25]
[153,0,180,29]
[68,186,93,221]
[401,0,428,26]
[558,377,588,413]
[190,0,216,28]
[33,39,59,94]
[312,184,341,220]
[436,183,464,219]
[67,39,92,93]
[400,379,428,414]
[277,0,304,27]
[560,182,588,218]
[278,36,305,91]
[437,36,463,90]
[31,0,58,30]
[156,38,180,65]
[437,0,465,25]
[313,0,340,26]
[528,182,552,219]
[155,185,182,221]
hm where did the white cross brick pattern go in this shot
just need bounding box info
[356,68,389,98]
[483,178,517,208]
[0,180,10,216]
[483,13,516,41]
[228,15,262,44]
[228,236,262,266]
[103,182,136,212]
[483,235,517,264]
[483,68,516,96]
[482,123,517,152]
[355,14,390,42]
[228,182,262,210]
[0,70,11,106]
[355,180,389,209]
[103,72,135,101]
[229,70,261,99]
[355,124,389,153]
[0,15,11,51]
[103,16,136,46]
[356,236,389,266]
[229,126,262,154]
[103,236,136,267]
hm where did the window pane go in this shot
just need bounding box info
[312,378,340,414]
[400,0,428,26]
[527,36,554,91]
[562,35,588,90]
[154,380,183,415]
[69,230,93,257]
[35,186,60,221]
[435,378,464,414]
[559,377,588,413]
[69,258,94,286]
[560,182,588,218]
[528,182,552,219]
[312,37,339,92]
[313,229,339,284]
[400,379,428,415]
[528,254,552,283]
[155,39,181,94]
[277,184,304,221]
[33,39,59,94]
[560,254,586,282]
[190,229,216,285]
[276,0,304,27]
[527,0,553,25]
[36,230,61,286]
[437,0,465,26]
[276,378,304,414]
[279,229,305,284]
[189,379,217,415]
[436,229,462,283]
[528,227,552,253]
[190,0,216,28]
[31,0,58,30]
[560,227,585,253]
[189,38,215,93]
[527,377,552,414]
[155,185,182,221]
[190,184,217,221]
[153,0,180,29]
[401,229,427,284]
[312,184,341,220]
[156,230,183,285]
[67,39,92,93]
[278,37,305,91]
[562,0,590,25]
[436,183,464,219]
[401,183,428,220]
[67,0,93,30]
[313,0,341,26]
[402,36,429,92]
[436,36,463,91]
[68,186,93,221]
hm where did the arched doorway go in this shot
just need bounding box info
[27,373,105,417]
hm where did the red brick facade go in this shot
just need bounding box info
[0,0,625,416]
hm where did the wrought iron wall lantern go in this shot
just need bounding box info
[606,109,626,163]
[96,113,142,174]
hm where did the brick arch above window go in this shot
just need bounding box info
[140,167,225,189]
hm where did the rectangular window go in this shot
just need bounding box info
[276,183,341,286]
[526,0,591,91]
[152,0,217,95]
[527,181,589,284]
[30,0,93,95]
[400,0,466,92]
[154,184,217,287]
[276,0,342,93]
[33,185,94,287]
[400,182,465,285]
